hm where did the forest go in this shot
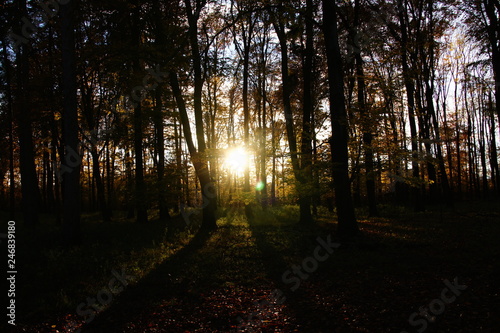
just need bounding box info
[1,0,499,332]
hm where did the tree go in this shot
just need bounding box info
[343,0,379,216]
[80,60,112,222]
[270,1,314,224]
[15,0,40,227]
[131,2,148,224]
[478,0,500,132]
[152,1,170,222]
[179,0,218,231]
[231,0,256,194]
[322,0,359,238]
[1,38,16,220]
[60,0,81,245]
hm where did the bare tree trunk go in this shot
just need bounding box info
[488,92,500,194]
[422,0,453,206]
[154,86,170,221]
[60,0,81,245]
[479,116,489,197]
[105,136,114,213]
[81,78,112,221]
[125,151,135,219]
[298,0,315,224]
[170,72,217,231]
[454,71,463,199]
[351,0,378,216]
[260,71,268,209]
[398,0,424,211]
[1,39,16,220]
[133,100,148,223]
[322,0,359,238]
[242,28,251,193]
[255,21,270,209]
[272,5,312,224]
[182,0,217,231]
[152,2,170,221]
[271,106,277,206]
[15,0,40,227]
[174,116,182,213]
[483,0,500,140]
[132,5,148,223]
[91,148,111,221]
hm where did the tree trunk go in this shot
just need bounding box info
[81,79,112,221]
[483,0,500,139]
[91,148,111,221]
[170,72,217,232]
[488,92,500,194]
[260,64,268,208]
[105,137,114,213]
[15,0,40,227]
[183,0,217,231]
[352,0,378,216]
[60,0,81,245]
[298,0,315,224]
[271,107,277,206]
[322,0,359,238]
[154,86,170,221]
[272,9,312,224]
[397,0,424,211]
[132,6,148,223]
[1,39,16,220]
[174,116,183,212]
[242,31,251,193]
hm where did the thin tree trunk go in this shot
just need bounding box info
[1,39,16,220]
[272,8,311,224]
[454,69,462,199]
[398,0,423,211]
[170,72,217,231]
[91,148,111,221]
[125,151,135,219]
[483,0,500,140]
[154,86,170,221]
[81,80,111,221]
[132,5,148,223]
[298,0,315,224]
[242,29,251,193]
[174,116,182,213]
[352,0,378,216]
[479,118,489,197]
[489,92,500,194]
[271,106,277,206]
[260,67,268,208]
[105,137,113,212]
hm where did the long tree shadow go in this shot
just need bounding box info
[244,208,340,332]
[81,229,213,332]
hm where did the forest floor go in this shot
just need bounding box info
[4,199,500,332]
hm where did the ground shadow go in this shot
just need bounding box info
[244,207,338,332]
[81,229,213,332]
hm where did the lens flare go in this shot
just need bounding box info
[255,181,265,191]
[224,147,248,174]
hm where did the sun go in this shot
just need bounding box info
[224,147,248,174]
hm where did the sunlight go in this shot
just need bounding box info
[224,146,249,174]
